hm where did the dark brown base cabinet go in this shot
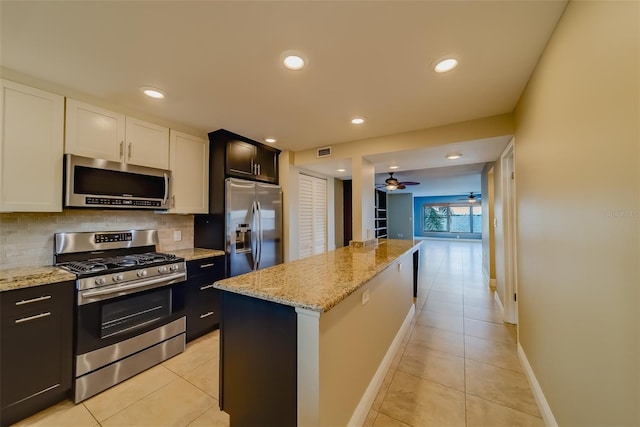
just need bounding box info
[219,291,297,427]
[0,281,74,427]
[185,256,225,342]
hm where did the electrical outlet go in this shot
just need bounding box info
[362,289,370,305]
[173,230,182,241]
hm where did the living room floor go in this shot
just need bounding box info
[13,240,542,427]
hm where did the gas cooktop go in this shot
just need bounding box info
[58,252,180,275]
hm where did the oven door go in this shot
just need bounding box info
[76,281,185,356]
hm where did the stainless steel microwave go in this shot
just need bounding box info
[64,154,171,209]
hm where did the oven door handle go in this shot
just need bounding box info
[78,272,186,304]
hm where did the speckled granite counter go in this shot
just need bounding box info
[166,248,225,261]
[0,248,224,293]
[214,239,421,312]
[0,266,76,292]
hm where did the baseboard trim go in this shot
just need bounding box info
[517,343,558,427]
[347,304,416,427]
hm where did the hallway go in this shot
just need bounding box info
[366,239,542,426]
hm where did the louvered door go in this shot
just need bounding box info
[298,174,327,259]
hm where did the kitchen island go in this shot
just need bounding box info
[214,239,421,427]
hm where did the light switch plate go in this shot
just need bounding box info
[173,230,182,241]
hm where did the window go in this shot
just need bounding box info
[423,203,482,234]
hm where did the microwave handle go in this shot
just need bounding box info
[163,173,169,205]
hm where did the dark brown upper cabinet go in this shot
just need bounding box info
[209,129,280,184]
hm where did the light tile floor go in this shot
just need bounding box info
[366,239,543,427]
[14,240,542,427]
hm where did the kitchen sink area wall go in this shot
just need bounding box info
[0,211,194,269]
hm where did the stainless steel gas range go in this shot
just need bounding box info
[54,230,187,403]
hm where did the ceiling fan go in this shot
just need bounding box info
[459,192,481,203]
[375,172,420,191]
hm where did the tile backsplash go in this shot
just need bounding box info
[0,210,195,269]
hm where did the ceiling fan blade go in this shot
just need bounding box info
[399,181,420,186]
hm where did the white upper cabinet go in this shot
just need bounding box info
[0,79,64,212]
[65,99,125,163]
[125,117,170,170]
[65,99,169,169]
[169,130,208,214]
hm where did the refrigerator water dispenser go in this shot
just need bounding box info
[235,224,252,254]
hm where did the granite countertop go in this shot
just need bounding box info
[0,266,76,292]
[214,239,422,313]
[167,248,225,261]
[0,248,225,292]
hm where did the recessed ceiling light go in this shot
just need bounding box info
[283,55,305,70]
[337,168,346,173]
[434,58,458,73]
[445,151,463,160]
[265,137,277,144]
[351,117,365,125]
[140,86,165,99]
[389,165,399,170]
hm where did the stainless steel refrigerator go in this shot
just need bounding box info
[226,178,283,277]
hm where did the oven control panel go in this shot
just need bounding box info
[94,233,133,244]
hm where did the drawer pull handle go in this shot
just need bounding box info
[15,312,51,324]
[200,263,215,268]
[16,295,52,306]
[200,311,215,319]
[200,284,216,291]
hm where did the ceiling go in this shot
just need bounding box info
[0,1,566,191]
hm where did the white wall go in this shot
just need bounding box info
[514,1,639,425]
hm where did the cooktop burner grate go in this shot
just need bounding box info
[58,252,180,275]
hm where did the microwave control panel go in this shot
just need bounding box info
[85,197,162,208]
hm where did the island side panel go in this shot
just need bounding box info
[219,291,297,427]
[294,250,415,427]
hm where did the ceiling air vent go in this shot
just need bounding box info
[317,147,332,158]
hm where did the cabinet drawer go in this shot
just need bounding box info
[185,288,221,341]
[1,282,73,318]
[187,256,225,279]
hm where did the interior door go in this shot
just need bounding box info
[226,178,256,277]
[256,182,282,269]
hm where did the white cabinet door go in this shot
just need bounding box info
[168,130,208,214]
[125,117,169,169]
[65,99,169,169]
[0,80,64,212]
[65,98,125,162]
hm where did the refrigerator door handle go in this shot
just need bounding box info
[251,200,259,271]
[256,201,263,269]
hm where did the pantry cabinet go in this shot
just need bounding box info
[0,79,64,212]
[65,99,169,169]
[168,130,209,214]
